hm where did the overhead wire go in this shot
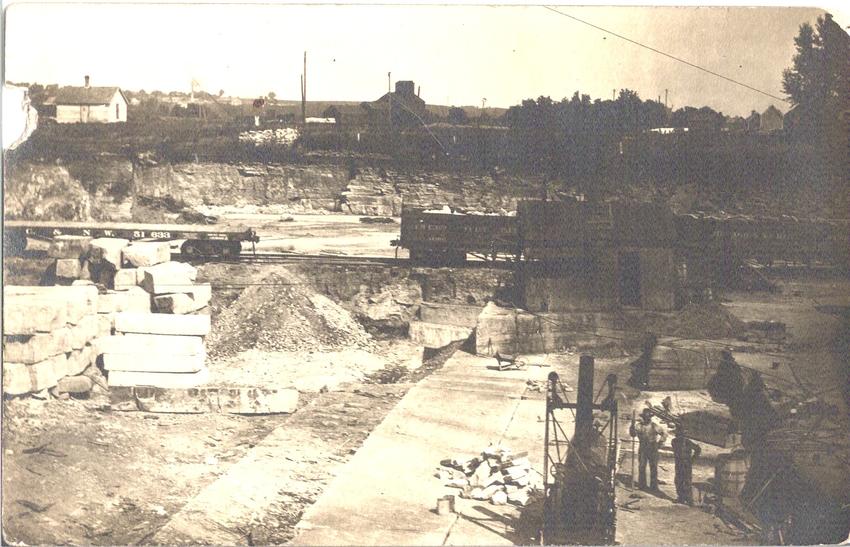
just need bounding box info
[541,5,791,103]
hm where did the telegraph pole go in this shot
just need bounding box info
[387,71,392,129]
[301,51,307,126]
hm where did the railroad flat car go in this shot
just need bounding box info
[4,220,259,258]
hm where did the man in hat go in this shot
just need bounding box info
[630,408,667,491]
[672,424,702,504]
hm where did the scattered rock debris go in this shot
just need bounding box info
[437,444,542,507]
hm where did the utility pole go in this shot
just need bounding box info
[301,51,307,126]
[665,88,669,108]
[387,72,392,129]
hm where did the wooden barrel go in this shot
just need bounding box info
[715,451,750,497]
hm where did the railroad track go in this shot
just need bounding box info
[196,251,516,269]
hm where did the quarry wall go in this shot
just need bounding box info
[5,158,547,222]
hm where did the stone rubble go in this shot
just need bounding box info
[437,444,541,507]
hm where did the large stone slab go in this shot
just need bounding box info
[122,242,171,268]
[419,302,483,328]
[48,235,92,259]
[114,312,210,336]
[140,262,198,295]
[103,353,206,373]
[408,320,473,349]
[96,334,205,356]
[2,353,67,395]
[89,238,129,269]
[107,367,209,388]
[108,386,299,414]
[3,328,73,364]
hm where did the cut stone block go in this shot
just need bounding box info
[2,297,67,335]
[2,353,67,395]
[55,258,82,279]
[153,293,195,314]
[66,345,95,375]
[153,284,210,314]
[114,268,142,290]
[89,238,129,269]
[122,242,171,267]
[97,290,130,314]
[48,235,92,259]
[68,314,99,349]
[140,262,199,295]
[5,285,98,324]
[126,286,152,313]
[97,334,205,356]
[3,328,73,364]
[218,387,299,415]
[188,283,212,309]
[108,386,299,414]
[408,320,473,349]
[55,375,94,395]
[103,352,206,373]
[96,314,114,337]
[107,367,210,389]
[114,312,211,336]
[72,280,95,286]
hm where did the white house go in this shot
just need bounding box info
[43,76,128,123]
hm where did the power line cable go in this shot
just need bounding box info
[541,5,790,103]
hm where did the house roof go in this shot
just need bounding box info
[44,86,125,106]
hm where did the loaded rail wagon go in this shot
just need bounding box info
[398,206,519,264]
[4,220,260,258]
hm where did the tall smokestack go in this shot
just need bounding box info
[84,75,90,88]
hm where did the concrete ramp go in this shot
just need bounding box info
[293,351,542,546]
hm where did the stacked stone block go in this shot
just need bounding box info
[3,285,108,396]
[97,312,211,389]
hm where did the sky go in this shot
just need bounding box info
[3,3,845,116]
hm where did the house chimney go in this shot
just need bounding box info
[84,75,90,88]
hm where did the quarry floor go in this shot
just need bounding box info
[2,213,849,545]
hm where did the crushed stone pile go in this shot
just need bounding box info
[436,444,542,507]
[238,128,299,146]
[206,270,374,360]
[656,302,748,340]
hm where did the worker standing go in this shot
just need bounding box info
[630,408,667,491]
[671,425,702,505]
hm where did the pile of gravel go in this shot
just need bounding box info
[206,270,373,360]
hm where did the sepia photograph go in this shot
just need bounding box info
[2,2,849,545]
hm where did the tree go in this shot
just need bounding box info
[268,91,276,101]
[219,89,225,97]
[782,13,850,113]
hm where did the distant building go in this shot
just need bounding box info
[42,76,128,124]
[367,80,427,127]
[759,105,784,132]
[723,116,747,133]
[322,104,369,126]
[324,81,428,128]
[746,110,761,132]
